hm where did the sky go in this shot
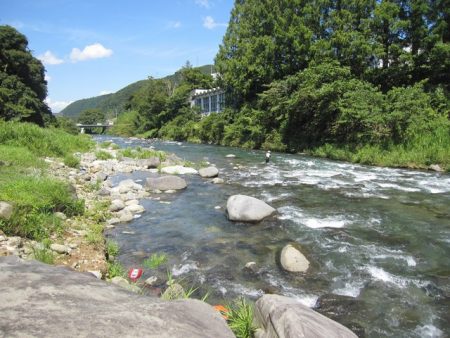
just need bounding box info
[0,0,233,113]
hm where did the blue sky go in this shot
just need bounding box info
[0,0,233,112]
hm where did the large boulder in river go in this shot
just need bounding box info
[138,157,160,169]
[254,294,357,338]
[280,244,309,273]
[146,175,187,191]
[0,256,234,338]
[199,166,219,178]
[226,195,275,222]
[161,165,198,175]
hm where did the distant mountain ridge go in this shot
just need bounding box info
[60,65,214,119]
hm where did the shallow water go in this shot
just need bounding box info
[100,136,450,338]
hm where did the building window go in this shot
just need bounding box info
[211,94,217,112]
[195,98,201,107]
[202,96,210,113]
[218,93,225,111]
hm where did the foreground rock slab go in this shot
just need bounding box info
[0,256,233,338]
[226,194,276,222]
[254,294,357,338]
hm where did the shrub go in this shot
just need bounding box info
[63,154,80,168]
[143,253,167,269]
[106,239,119,260]
[227,298,256,338]
[107,261,125,278]
[95,150,113,160]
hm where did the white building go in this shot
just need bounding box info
[190,87,225,115]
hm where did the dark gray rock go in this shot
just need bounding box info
[199,167,219,178]
[0,256,233,338]
[226,195,276,222]
[146,176,187,191]
[254,294,358,338]
[138,157,160,169]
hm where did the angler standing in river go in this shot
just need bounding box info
[265,150,271,163]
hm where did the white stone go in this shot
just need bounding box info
[50,243,70,255]
[119,211,134,223]
[226,195,276,222]
[161,165,198,175]
[199,167,219,178]
[109,199,125,212]
[125,199,140,206]
[225,154,236,158]
[212,178,224,184]
[0,202,13,220]
[124,204,145,214]
[280,244,310,272]
[89,271,102,279]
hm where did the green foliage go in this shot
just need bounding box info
[33,240,55,265]
[226,298,256,338]
[0,121,93,157]
[95,150,113,160]
[118,147,166,160]
[0,144,45,169]
[0,25,52,126]
[77,108,106,125]
[107,261,125,278]
[56,116,78,135]
[143,253,167,269]
[86,222,104,245]
[106,240,119,259]
[63,153,80,168]
[109,110,140,137]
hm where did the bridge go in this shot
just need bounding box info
[76,123,113,134]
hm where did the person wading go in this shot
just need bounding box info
[265,150,271,163]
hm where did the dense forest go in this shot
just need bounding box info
[1,0,449,169]
[110,0,450,169]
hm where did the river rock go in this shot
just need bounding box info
[212,177,224,184]
[97,187,111,196]
[254,294,358,338]
[109,199,125,212]
[280,244,309,273]
[429,164,443,172]
[144,276,159,286]
[89,270,102,279]
[0,202,13,220]
[124,204,145,214]
[50,243,70,255]
[96,172,108,182]
[199,166,219,178]
[125,199,140,206]
[138,157,161,169]
[118,179,143,193]
[118,210,134,223]
[226,195,276,222]
[162,283,185,300]
[161,165,198,175]
[146,176,187,191]
[110,276,140,293]
[53,212,67,220]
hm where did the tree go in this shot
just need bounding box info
[0,25,52,125]
[77,109,105,125]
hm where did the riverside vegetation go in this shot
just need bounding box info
[0,121,255,338]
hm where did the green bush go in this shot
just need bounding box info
[106,240,119,260]
[63,154,80,168]
[95,150,113,160]
[227,298,256,338]
[143,253,167,269]
[107,261,125,278]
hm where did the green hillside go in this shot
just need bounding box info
[60,65,214,119]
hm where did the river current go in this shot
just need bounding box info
[100,136,449,338]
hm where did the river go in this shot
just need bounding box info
[99,136,449,338]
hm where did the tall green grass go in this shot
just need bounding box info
[0,120,93,157]
[0,121,91,240]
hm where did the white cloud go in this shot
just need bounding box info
[70,43,113,62]
[203,16,227,30]
[44,74,51,82]
[99,90,113,95]
[195,0,210,8]
[38,51,64,65]
[45,98,73,114]
[167,21,182,29]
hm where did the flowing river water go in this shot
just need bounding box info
[100,136,449,337]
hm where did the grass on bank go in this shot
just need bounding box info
[0,121,93,241]
[143,252,167,269]
[118,146,166,161]
[226,298,256,338]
